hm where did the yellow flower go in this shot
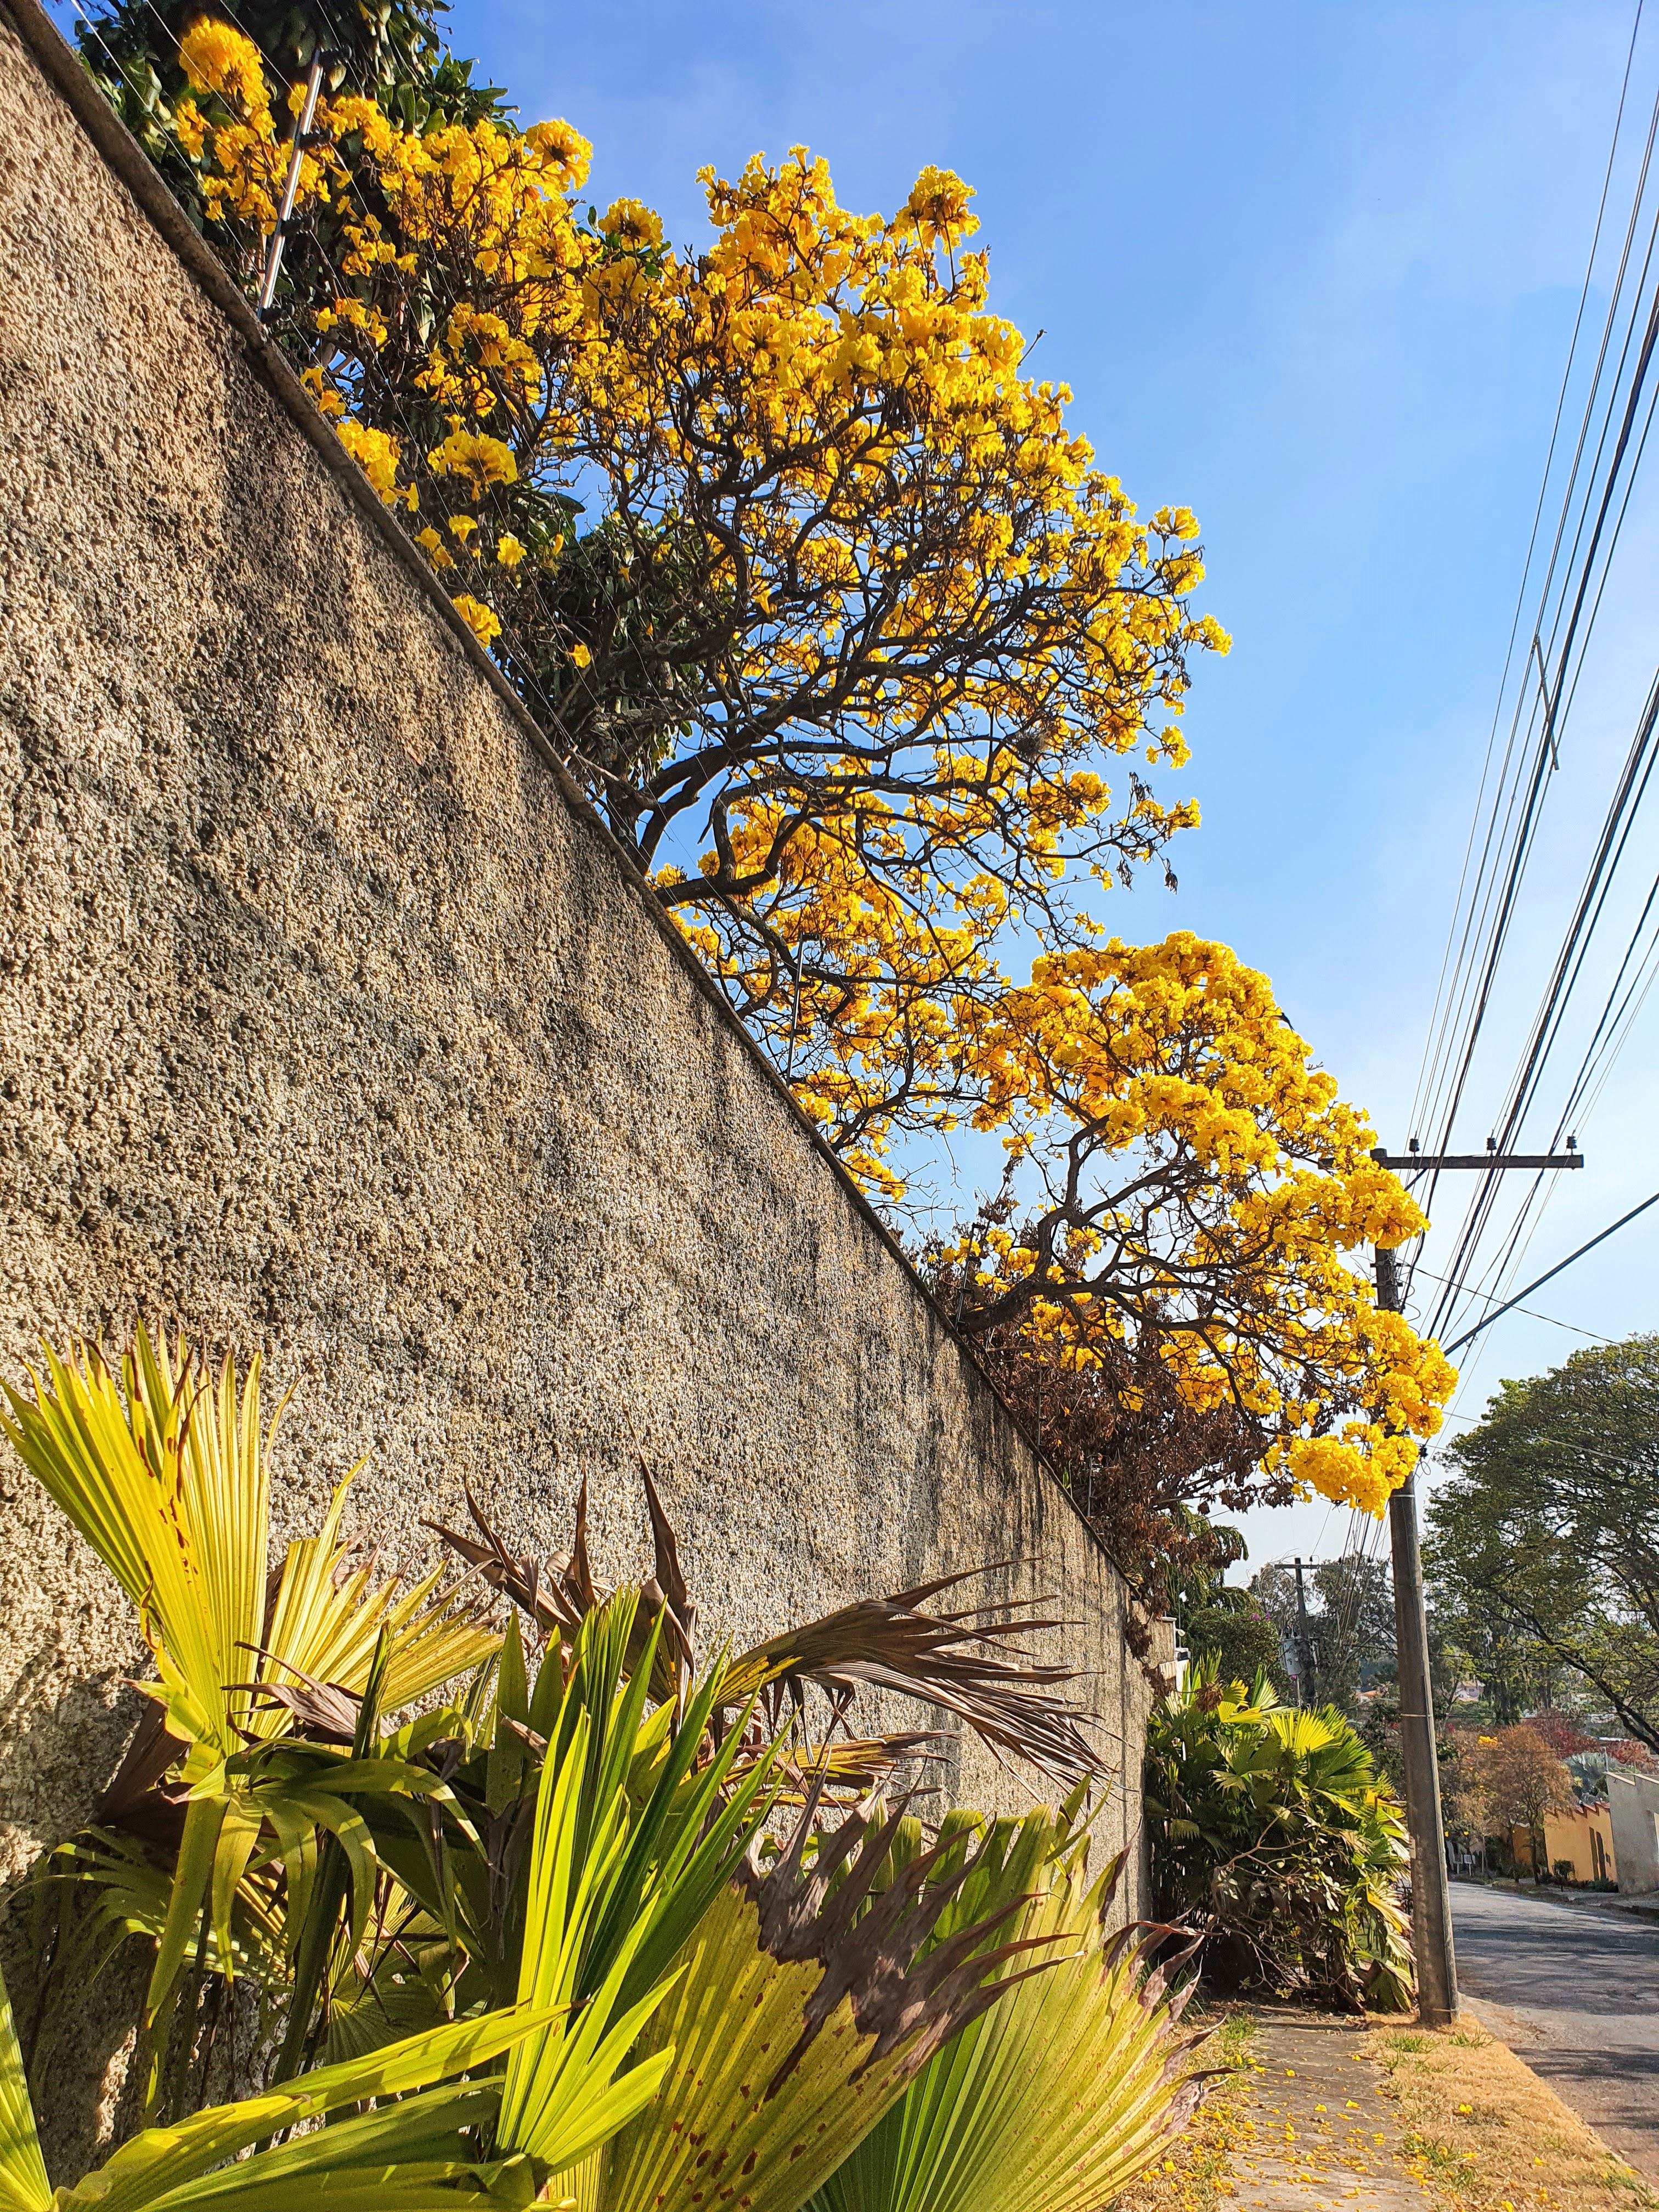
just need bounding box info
[902,164,978,246]
[335,420,404,507]
[426,428,519,495]
[571,641,592,669]
[414,525,454,571]
[178,19,268,116]
[300,364,347,419]
[172,96,207,158]
[452,594,502,646]
[602,197,664,251]
[523,116,591,190]
[496,533,528,569]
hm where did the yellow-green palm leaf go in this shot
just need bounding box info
[0,1331,269,1775]
[0,1968,49,2212]
[572,1797,1049,2212]
[0,1945,560,2212]
[0,1328,500,2047]
[806,1849,1207,2212]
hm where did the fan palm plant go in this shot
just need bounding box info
[1144,1658,1412,2010]
[0,1978,561,2212]
[285,1595,1074,2212]
[0,1671,704,2212]
[805,1805,1208,2212]
[562,1788,1069,2212]
[4,1324,1169,2197]
[0,1329,499,2081]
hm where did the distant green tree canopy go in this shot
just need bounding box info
[1183,1601,1282,1694]
[1425,1333,1659,1755]
[1153,1512,1283,1692]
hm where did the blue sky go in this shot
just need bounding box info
[437,0,1659,1575]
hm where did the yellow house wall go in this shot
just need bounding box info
[1516,1807,1618,1883]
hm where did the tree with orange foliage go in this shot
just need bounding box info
[1452,1725,1575,1879]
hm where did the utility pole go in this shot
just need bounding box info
[1369,1140,1583,2028]
[1373,1242,1458,2028]
[1291,1556,1316,1708]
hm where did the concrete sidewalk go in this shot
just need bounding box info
[1223,2012,1438,2210]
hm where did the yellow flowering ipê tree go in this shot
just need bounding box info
[934,934,1455,1519]
[162,24,1218,1111]
[129,16,1455,1530]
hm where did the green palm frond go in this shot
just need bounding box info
[0,1328,501,2062]
[0,1968,49,2212]
[572,1792,1062,2212]
[1261,1708,1344,1760]
[0,1949,556,2212]
[1,1633,726,2212]
[1145,1652,1412,2010]
[807,1837,1206,2212]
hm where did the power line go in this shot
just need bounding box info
[1407,0,1650,1154]
[1441,1187,1659,1357]
[1407,1267,1614,1341]
[1404,28,1659,1353]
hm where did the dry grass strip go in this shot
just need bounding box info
[1358,2017,1657,2212]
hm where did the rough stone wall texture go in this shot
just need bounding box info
[0,5,1153,1921]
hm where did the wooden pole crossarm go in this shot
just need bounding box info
[1370,1149,1584,1171]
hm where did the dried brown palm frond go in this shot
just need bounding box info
[718,1568,1101,1788]
[721,1723,946,1807]
[426,1469,692,1702]
[434,1475,1103,1790]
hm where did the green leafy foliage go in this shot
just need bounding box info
[1249,1557,1396,1716]
[1144,1658,1413,2012]
[0,1330,496,2103]
[0,1915,616,2212]
[1426,1334,1659,1752]
[1183,1604,1282,1695]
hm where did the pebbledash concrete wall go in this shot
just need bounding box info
[0,3,1156,1908]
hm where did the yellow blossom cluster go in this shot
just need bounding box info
[938,934,1455,1515]
[669,790,1011,1194]
[176,16,286,225]
[172,32,1220,862]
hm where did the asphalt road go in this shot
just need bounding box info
[1451,1880,1659,2181]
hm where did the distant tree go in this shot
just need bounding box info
[1184,1602,1282,1694]
[1428,1590,1555,1728]
[1251,1555,1395,1716]
[1457,1725,1575,1880]
[1440,1725,1493,1867]
[1426,1335,1659,1753]
[1523,1710,1595,1761]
